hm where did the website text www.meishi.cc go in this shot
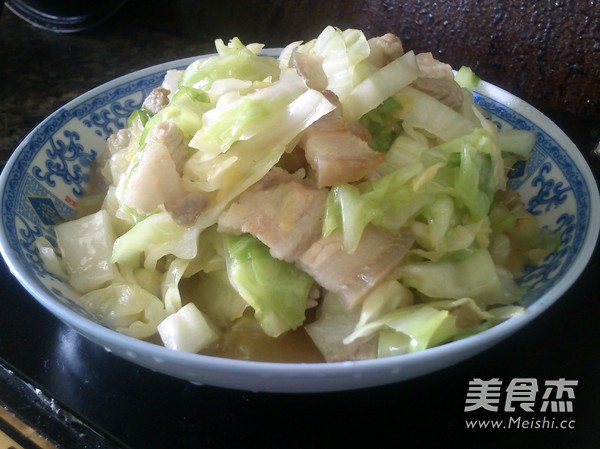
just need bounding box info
[465,416,576,430]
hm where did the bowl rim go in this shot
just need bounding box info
[1,50,598,384]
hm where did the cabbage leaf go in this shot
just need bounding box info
[224,234,314,337]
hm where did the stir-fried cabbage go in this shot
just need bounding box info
[39,26,559,363]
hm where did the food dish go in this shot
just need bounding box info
[40,32,552,363]
[1,47,598,392]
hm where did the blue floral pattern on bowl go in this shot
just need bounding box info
[0,68,167,322]
[473,94,590,302]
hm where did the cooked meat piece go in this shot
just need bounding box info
[123,139,185,214]
[218,168,329,262]
[415,52,455,79]
[302,132,385,188]
[290,51,328,91]
[99,129,131,184]
[152,121,189,173]
[242,167,305,191]
[299,97,384,188]
[298,226,415,309]
[412,52,464,110]
[123,122,208,223]
[142,86,171,115]
[102,129,131,170]
[106,129,131,155]
[165,191,209,226]
[367,33,404,68]
[278,145,309,173]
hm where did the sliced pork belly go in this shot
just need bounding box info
[412,52,464,110]
[367,33,404,68]
[299,99,385,188]
[298,226,415,309]
[218,168,329,262]
[290,51,328,91]
[123,128,184,213]
[123,122,208,225]
[151,120,189,174]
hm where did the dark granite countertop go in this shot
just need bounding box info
[2,0,599,166]
[0,4,214,166]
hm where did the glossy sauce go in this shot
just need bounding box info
[206,314,326,363]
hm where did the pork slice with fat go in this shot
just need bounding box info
[218,168,329,262]
[298,226,415,309]
[411,52,464,110]
[300,98,384,188]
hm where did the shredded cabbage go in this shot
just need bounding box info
[48,27,553,363]
[224,234,314,337]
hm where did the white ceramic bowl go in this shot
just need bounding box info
[1,50,598,392]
